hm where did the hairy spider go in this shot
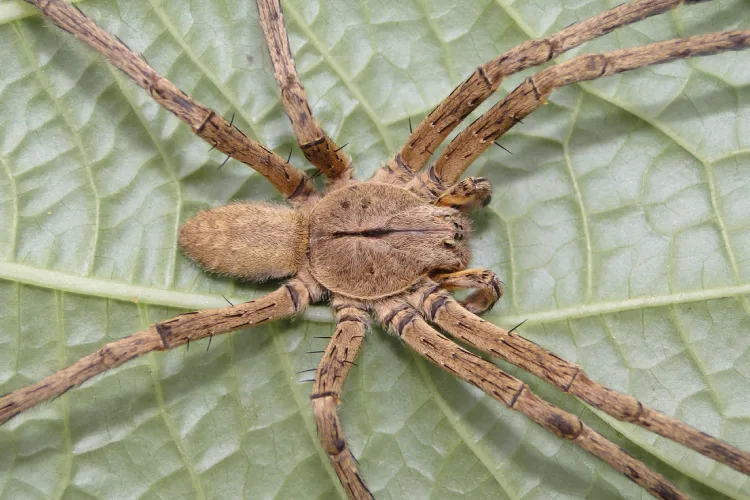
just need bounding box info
[2,0,750,498]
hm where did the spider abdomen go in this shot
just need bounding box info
[178,202,308,281]
[309,182,471,299]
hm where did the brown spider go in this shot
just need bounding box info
[2,0,750,498]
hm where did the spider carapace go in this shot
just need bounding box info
[309,183,474,298]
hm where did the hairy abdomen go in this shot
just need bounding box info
[178,203,307,281]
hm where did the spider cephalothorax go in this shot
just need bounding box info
[308,183,472,298]
[3,0,750,499]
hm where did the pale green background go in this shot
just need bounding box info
[1,0,750,498]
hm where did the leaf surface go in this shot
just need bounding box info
[1,0,750,498]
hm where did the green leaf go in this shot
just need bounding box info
[1,0,750,498]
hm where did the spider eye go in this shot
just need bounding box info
[443,239,456,248]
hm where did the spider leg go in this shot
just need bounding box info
[311,298,372,499]
[415,286,750,476]
[429,269,503,314]
[0,280,311,425]
[433,177,492,212]
[372,0,707,184]
[257,0,352,180]
[373,300,687,500]
[409,29,750,197]
[27,0,315,204]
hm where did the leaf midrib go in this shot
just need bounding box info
[5,261,750,324]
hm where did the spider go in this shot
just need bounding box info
[2,0,750,498]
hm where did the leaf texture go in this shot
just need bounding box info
[1,0,750,498]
